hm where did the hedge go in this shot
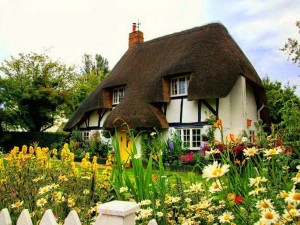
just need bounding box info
[0,131,70,153]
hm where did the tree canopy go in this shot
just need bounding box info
[262,76,300,142]
[72,54,110,110]
[0,52,110,132]
[0,52,76,131]
[281,21,300,66]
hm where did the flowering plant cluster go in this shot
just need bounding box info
[112,130,300,224]
[178,152,194,164]
[0,143,113,225]
[1,126,300,225]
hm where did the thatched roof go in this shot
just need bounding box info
[64,23,267,130]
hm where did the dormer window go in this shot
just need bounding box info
[171,76,190,97]
[113,87,125,104]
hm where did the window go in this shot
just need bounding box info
[177,128,201,150]
[113,87,125,104]
[171,76,190,97]
[82,131,90,141]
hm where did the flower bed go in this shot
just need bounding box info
[1,130,300,224]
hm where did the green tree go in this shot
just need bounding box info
[281,21,300,66]
[262,76,300,142]
[72,54,110,109]
[0,52,76,131]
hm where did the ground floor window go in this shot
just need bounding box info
[82,131,90,141]
[176,128,201,150]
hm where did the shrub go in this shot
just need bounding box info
[0,131,68,153]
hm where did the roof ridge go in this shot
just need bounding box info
[142,22,226,45]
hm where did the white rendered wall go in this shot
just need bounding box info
[79,121,87,128]
[201,101,215,122]
[100,110,110,127]
[217,94,232,140]
[182,99,198,123]
[246,83,258,132]
[89,110,99,127]
[230,76,247,136]
[166,99,181,123]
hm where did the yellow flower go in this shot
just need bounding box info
[38,186,50,195]
[227,193,235,201]
[249,187,267,196]
[156,212,164,217]
[260,210,279,224]
[11,200,23,208]
[119,186,128,193]
[83,189,90,195]
[202,161,230,180]
[185,198,192,203]
[134,153,141,159]
[36,198,47,207]
[67,197,75,207]
[58,175,69,181]
[140,199,151,206]
[264,147,282,157]
[279,190,289,199]
[21,145,28,154]
[209,180,223,193]
[286,190,300,203]
[218,211,234,223]
[139,208,152,219]
[249,176,268,187]
[52,149,57,155]
[256,199,274,210]
[189,183,203,192]
[243,147,257,157]
[292,172,300,184]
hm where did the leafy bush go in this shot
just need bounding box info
[0,131,68,153]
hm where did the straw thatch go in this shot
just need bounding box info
[64,23,268,130]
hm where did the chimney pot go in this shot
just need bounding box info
[129,23,144,48]
[132,23,136,32]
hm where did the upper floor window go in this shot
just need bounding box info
[113,87,125,104]
[171,76,190,97]
[177,127,201,150]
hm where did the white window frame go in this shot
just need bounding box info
[82,131,90,141]
[170,76,190,97]
[177,127,201,150]
[113,87,125,104]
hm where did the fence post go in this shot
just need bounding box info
[0,208,12,225]
[95,200,139,225]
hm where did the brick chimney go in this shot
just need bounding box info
[129,23,144,48]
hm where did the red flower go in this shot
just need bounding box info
[234,196,243,204]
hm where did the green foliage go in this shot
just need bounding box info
[262,76,300,142]
[72,54,110,110]
[140,129,164,159]
[281,21,300,66]
[69,129,111,162]
[0,52,77,131]
[162,133,185,165]
[0,131,68,153]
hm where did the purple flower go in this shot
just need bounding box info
[111,151,115,155]
[169,140,174,150]
[200,146,203,151]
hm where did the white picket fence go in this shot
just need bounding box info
[0,200,158,225]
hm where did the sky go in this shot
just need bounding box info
[0,0,299,95]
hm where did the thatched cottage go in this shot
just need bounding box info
[64,23,269,160]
